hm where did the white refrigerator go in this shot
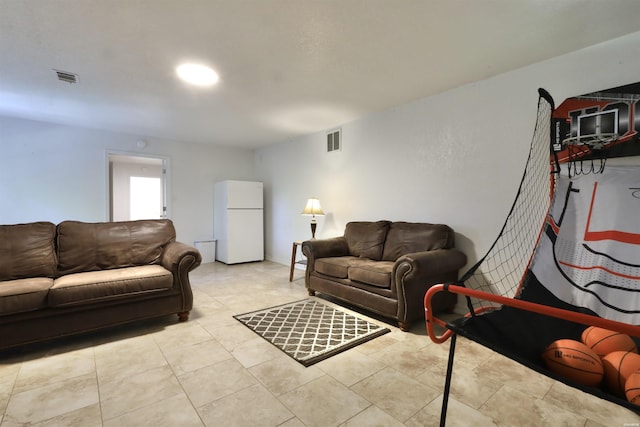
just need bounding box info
[214,180,264,264]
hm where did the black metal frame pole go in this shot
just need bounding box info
[440,333,457,427]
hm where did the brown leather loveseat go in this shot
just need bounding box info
[302,221,466,331]
[0,219,201,350]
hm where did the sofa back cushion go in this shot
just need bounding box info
[382,222,454,261]
[57,219,176,275]
[344,221,391,260]
[0,222,57,281]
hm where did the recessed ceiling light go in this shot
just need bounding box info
[176,63,219,86]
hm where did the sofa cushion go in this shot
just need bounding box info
[348,260,394,288]
[0,278,53,315]
[344,221,391,260]
[315,256,360,279]
[382,222,454,261]
[0,222,56,281]
[57,220,176,275]
[48,265,173,307]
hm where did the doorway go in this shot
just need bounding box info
[107,152,169,221]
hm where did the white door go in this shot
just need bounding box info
[108,154,168,221]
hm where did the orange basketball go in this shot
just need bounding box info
[625,372,640,405]
[541,339,603,387]
[581,326,638,358]
[602,351,640,396]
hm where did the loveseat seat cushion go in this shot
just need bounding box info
[315,256,360,279]
[0,222,56,281]
[48,265,173,307]
[344,221,390,260]
[0,278,53,315]
[57,220,176,275]
[348,260,394,288]
[382,222,454,262]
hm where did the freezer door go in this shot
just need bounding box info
[225,181,263,209]
[225,209,264,264]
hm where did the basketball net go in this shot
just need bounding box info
[459,89,556,312]
[562,133,617,177]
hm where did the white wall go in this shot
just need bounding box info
[3,31,640,270]
[255,31,640,269]
[0,117,255,245]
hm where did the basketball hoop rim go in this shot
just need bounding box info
[562,133,618,148]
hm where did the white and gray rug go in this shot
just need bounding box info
[234,299,390,366]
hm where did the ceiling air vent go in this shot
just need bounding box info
[54,69,78,84]
[327,129,341,152]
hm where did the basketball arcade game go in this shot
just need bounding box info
[424,87,640,425]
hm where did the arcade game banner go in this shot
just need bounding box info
[553,83,640,162]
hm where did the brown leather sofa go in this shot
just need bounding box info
[0,219,201,350]
[302,221,466,331]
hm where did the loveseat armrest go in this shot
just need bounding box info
[302,236,349,259]
[395,248,467,282]
[393,248,467,326]
[302,237,349,284]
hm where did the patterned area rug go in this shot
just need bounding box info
[234,299,391,366]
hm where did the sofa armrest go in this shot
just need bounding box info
[393,248,467,323]
[302,237,349,284]
[161,241,202,274]
[160,242,202,313]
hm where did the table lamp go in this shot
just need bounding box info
[301,198,324,239]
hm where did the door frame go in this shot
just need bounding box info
[105,149,171,221]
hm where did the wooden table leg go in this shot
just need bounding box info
[289,242,298,281]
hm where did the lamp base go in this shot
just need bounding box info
[310,222,317,239]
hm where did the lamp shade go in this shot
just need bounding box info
[301,198,325,216]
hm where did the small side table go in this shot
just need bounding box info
[289,241,306,281]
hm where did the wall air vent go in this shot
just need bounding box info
[54,69,78,84]
[327,128,341,152]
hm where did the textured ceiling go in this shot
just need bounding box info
[2,0,640,148]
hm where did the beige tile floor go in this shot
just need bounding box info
[1,261,639,426]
